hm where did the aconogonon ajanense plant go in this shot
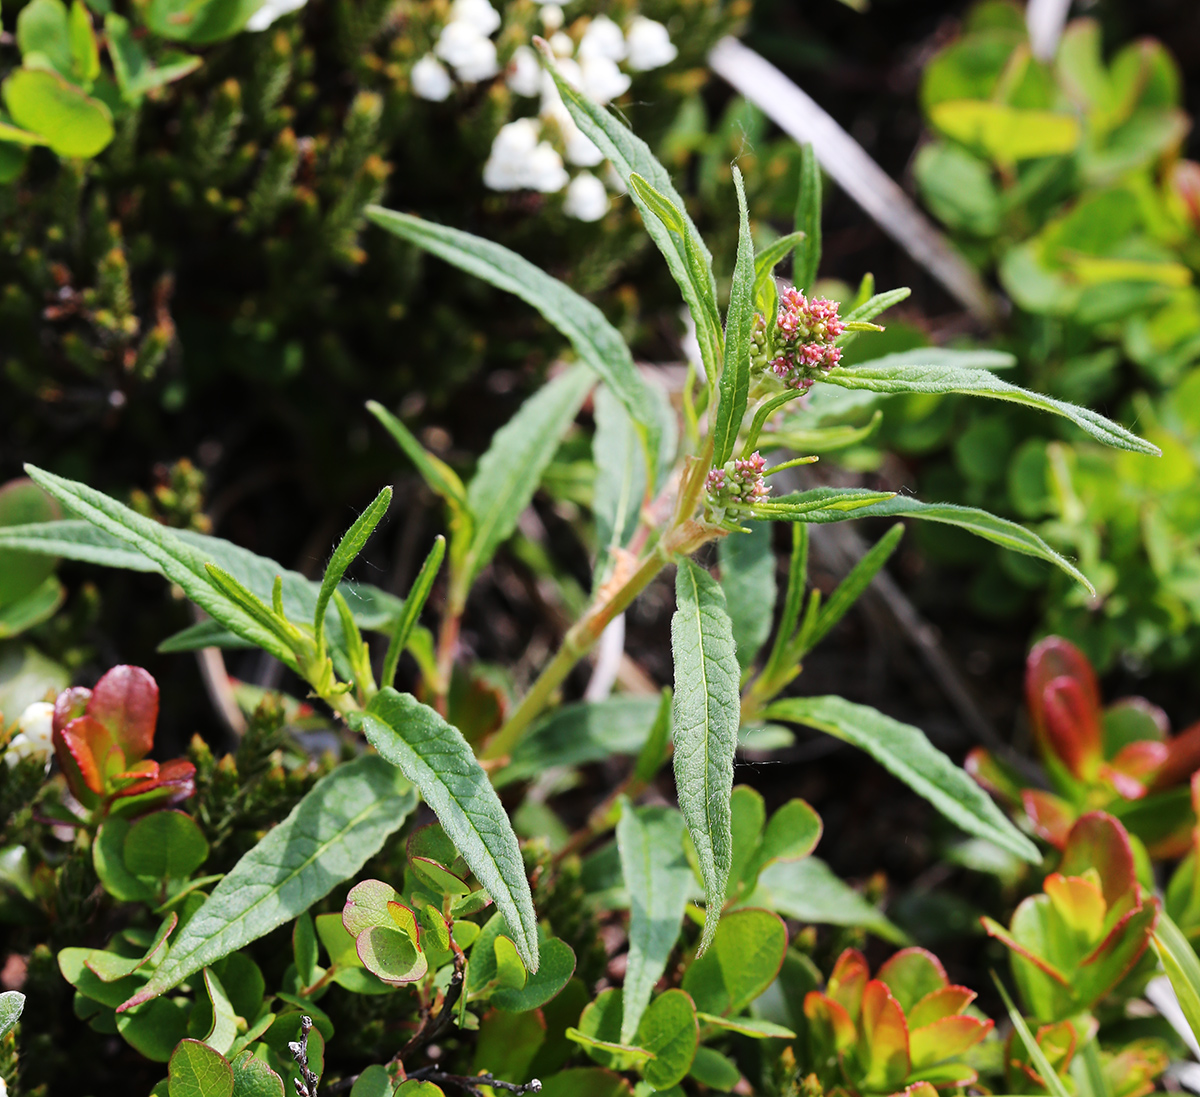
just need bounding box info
[0,41,1177,1097]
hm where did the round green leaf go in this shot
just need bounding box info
[230,1050,285,1097]
[2,68,113,157]
[356,925,427,986]
[636,989,698,1090]
[680,908,788,1018]
[0,479,60,608]
[124,810,210,880]
[343,878,403,937]
[120,996,190,1063]
[169,1038,232,1096]
[491,935,575,1012]
[94,819,156,903]
[689,1046,740,1090]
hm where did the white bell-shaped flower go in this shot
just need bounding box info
[411,54,453,101]
[626,16,677,71]
[579,55,630,104]
[5,700,55,771]
[507,45,542,97]
[449,0,501,36]
[578,14,626,62]
[436,21,500,82]
[564,172,610,221]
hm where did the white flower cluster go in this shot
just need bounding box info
[411,2,678,220]
[4,701,54,773]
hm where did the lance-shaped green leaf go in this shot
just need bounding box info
[820,356,1159,455]
[24,466,296,666]
[798,494,1092,592]
[712,167,755,468]
[794,144,821,293]
[537,44,722,385]
[839,287,911,329]
[366,401,469,512]
[365,209,663,465]
[793,523,903,658]
[353,688,540,972]
[616,802,695,1043]
[754,231,806,312]
[766,696,1040,863]
[1152,910,1200,1048]
[12,472,404,670]
[671,559,740,954]
[718,522,775,672]
[381,536,445,691]
[118,754,417,1011]
[314,486,391,643]
[593,385,646,582]
[461,365,594,588]
[750,486,896,521]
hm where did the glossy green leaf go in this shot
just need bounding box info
[314,486,391,643]
[616,803,694,1042]
[793,145,821,293]
[230,1051,286,1097]
[537,44,721,385]
[144,0,259,44]
[538,1069,633,1097]
[357,925,427,985]
[712,166,755,467]
[745,858,908,944]
[348,1065,396,1097]
[354,688,539,972]
[168,1038,234,1097]
[671,559,740,954]
[16,0,74,79]
[930,100,1080,163]
[767,696,1040,862]
[492,936,576,1012]
[821,355,1159,455]
[637,989,699,1090]
[120,997,190,1063]
[690,1046,741,1090]
[499,696,662,786]
[681,908,787,1018]
[718,522,775,672]
[461,365,593,587]
[188,968,238,1055]
[0,576,64,638]
[105,12,200,99]
[68,1,99,85]
[0,991,24,1039]
[366,209,663,462]
[123,810,209,880]
[119,754,417,1010]
[748,799,823,883]
[697,1012,795,1039]
[2,67,112,158]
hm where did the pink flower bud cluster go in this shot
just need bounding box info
[765,288,845,392]
[706,451,770,512]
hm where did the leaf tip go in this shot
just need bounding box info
[116,986,154,1013]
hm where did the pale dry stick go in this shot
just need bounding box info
[190,606,247,737]
[1026,0,1073,61]
[707,36,1003,327]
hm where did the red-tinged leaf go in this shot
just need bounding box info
[980,913,1072,986]
[804,992,856,1053]
[115,760,159,782]
[909,1014,993,1069]
[907,985,976,1029]
[112,757,196,809]
[1043,677,1103,781]
[965,747,1025,803]
[1022,789,1075,848]
[1006,1019,1077,1091]
[900,1082,939,1097]
[1153,721,1200,791]
[1027,637,1102,748]
[1043,873,1106,939]
[826,948,869,1020]
[1076,895,1159,1005]
[1059,812,1137,907]
[876,948,947,1012]
[54,716,113,798]
[859,980,910,1092]
[53,685,91,734]
[89,665,158,762]
[343,879,404,937]
[1103,740,1168,799]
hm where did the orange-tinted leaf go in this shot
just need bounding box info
[804,991,857,1053]
[877,949,947,1012]
[110,757,196,813]
[1077,895,1159,1005]
[89,665,158,763]
[55,715,116,797]
[53,685,91,734]
[980,915,1071,986]
[1020,788,1073,849]
[899,1083,938,1097]
[1044,873,1106,938]
[1059,812,1136,906]
[859,980,910,1092]
[827,949,870,1021]
[909,1015,992,1069]
[965,748,1026,803]
[907,985,975,1029]
[1104,740,1168,799]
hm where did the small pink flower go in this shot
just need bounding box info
[758,290,844,390]
[707,451,770,512]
